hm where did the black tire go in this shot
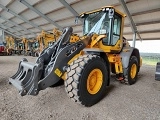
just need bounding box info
[65,54,109,106]
[127,56,138,85]
[35,52,39,57]
[9,50,12,55]
[29,52,32,56]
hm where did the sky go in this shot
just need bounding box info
[128,40,160,53]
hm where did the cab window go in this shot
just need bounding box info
[112,14,122,45]
[114,14,121,35]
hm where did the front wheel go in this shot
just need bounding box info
[127,56,138,85]
[65,54,109,106]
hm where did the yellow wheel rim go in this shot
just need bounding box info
[87,69,103,94]
[130,64,137,79]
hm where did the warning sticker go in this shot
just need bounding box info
[54,68,62,77]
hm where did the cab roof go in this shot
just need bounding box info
[80,6,126,18]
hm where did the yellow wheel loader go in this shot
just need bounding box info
[27,39,38,56]
[21,37,29,55]
[35,28,62,56]
[21,38,37,56]
[14,39,24,55]
[40,29,61,48]
[36,28,79,56]
[5,36,15,55]
[9,6,142,106]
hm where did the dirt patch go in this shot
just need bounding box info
[0,56,160,120]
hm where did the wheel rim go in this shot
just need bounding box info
[130,64,137,79]
[87,69,103,94]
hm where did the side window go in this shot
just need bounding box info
[112,14,122,45]
[114,14,121,35]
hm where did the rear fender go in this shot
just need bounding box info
[120,47,141,75]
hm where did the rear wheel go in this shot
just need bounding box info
[127,56,138,85]
[9,50,12,55]
[65,54,109,106]
[35,52,39,57]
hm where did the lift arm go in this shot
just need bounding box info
[9,27,91,96]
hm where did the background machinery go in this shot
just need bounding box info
[0,43,5,55]
[36,28,62,55]
[21,37,37,56]
[5,36,15,55]
[9,6,142,106]
[14,38,24,55]
[22,37,29,56]
[27,38,38,56]
[36,28,79,55]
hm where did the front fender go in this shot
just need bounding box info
[83,49,110,86]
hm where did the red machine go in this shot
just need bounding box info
[0,44,6,55]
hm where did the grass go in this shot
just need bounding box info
[142,57,159,66]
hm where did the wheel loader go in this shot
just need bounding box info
[5,36,15,55]
[21,37,38,56]
[9,6,142,106]
[21,37,32,56]
[35,28,62,56]
[14,39,24,55]
[40,28,62,48]
[36,28,79,56]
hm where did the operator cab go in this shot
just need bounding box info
[80,6,126,50]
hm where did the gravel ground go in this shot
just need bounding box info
[0,55,160,120]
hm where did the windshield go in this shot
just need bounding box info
[83,11,109,35]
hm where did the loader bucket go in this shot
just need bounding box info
[155,62,160,81]
[9,58,43,96]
